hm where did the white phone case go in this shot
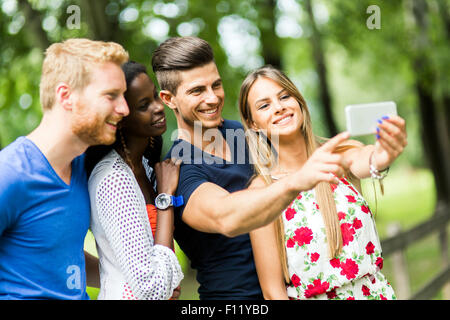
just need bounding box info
[345,101,397,137]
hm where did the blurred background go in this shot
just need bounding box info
[0,0,449,300]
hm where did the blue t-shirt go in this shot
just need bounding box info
[0,137,90,300]
[165,120,263,300]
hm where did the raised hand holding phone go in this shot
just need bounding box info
[371,115,408,171]
[345,101,407,171]
[345,101,397,137]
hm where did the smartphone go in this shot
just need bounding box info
[345,101,397,137]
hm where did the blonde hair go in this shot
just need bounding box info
[239,66,355,284]
[39,38,129,111]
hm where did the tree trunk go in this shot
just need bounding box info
[257,0,282,69]
[410,0,450,204]
[303,0,338,137]
[436,0,450,141]
[81,0,118,41]
[437,0,450,38]
[17,0,51,50]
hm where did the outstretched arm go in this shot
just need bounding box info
[182,132,351,237]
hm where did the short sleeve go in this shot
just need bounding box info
[0,163,21,235]
[175,164,209,217]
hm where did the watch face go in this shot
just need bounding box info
[156,194,171,209]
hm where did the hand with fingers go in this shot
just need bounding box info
[372,115,408,171]
[291,131,352,191]
[154,158,182,195]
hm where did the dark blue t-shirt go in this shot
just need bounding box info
[165,120,263,300]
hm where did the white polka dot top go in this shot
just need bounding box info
[88,149,183,300]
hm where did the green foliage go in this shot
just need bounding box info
[1,0,448,159]
[1,0,447,300]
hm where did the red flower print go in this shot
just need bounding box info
[337,211,346,220]
[340,223,356,246]
[291,274,301,287]
[380,294,387,300]
[352,218,362,229]
[310,252,320,263]
[304,279,330,298]
[361,205,369,214]
[330,183,338,192]
[348,186,358,195]
[366,241,375,255]
[285,207,296,221]
[330,258,341,268]
[340,178,349,185]
[286,238,295,248]
[340,258,359,280]
[296,194,302,200]
[362,285,371,296]
[346,296,355,300]
[346,195,357,203]
[313,202,319,210]
[375,257,384,270]
[293,227,313,246]
[326,289,337,299]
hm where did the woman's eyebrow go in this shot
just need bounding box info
[254,89,286,105]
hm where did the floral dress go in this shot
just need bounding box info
[283,177,396,300]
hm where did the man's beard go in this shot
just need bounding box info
[71,100,116,146]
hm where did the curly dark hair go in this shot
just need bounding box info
[85,61,163,183]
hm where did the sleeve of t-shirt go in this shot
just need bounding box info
[0,163,21,235]
[175,164,209,217]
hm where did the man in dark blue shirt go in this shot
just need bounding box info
[151,37,348,299]
[166,119,259,299]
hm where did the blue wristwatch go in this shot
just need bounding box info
[155,193,184,210]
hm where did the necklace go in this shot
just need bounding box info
[270,168,296,180]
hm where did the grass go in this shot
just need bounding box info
[84,167,447,300]
[361,167,437,237]
[361,167,450,299]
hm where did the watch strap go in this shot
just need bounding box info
[171,195,184,207]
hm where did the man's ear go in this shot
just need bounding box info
[55,82,74,111]
[159,90,177,111]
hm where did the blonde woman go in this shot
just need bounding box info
[239,66,407,300]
